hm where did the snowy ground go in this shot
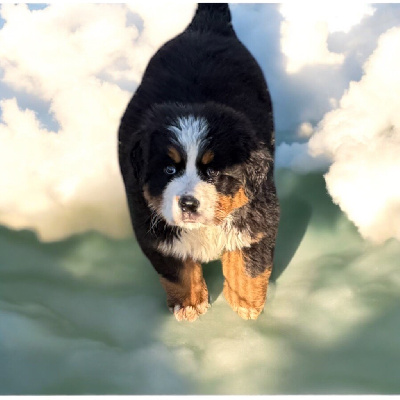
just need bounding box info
[1,170,400,395]
[1,3,400,395]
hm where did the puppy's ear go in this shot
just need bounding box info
[130,138,144,184]
[118,125,146,191]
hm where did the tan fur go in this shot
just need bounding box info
[167,146,182,164]
[214,187,249,223]
[222,249,272,320]
[251,232,266,244]
[201,149,214,164]
[160,259,209,321]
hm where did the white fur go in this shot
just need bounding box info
[168,115,209,153]
[174,305,181,313]
[162,177,217,227]
[157,219,253,263]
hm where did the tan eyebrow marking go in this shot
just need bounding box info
[168,146,181,163]
[201,150,214,165]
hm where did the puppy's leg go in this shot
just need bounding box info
[160,258,209,322]
[143,249,209,321]
[222,240,273,320]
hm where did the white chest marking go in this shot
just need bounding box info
[158,222,253,263]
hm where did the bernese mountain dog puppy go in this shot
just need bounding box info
[118,4,280,321]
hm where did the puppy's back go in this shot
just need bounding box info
[124,4,273,148]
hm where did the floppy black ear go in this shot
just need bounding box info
[118,124,146,192]
[130,138,144,184]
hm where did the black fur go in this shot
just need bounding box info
[118,5,279,291]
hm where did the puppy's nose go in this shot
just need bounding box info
[178,195,200,213]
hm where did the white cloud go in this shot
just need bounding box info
[297,122,313,138]
[0,3,194,241]
[309,27,400,243]
[280,3,375,73]
[126,3,195,51]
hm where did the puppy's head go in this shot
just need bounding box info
[132,103,270,229]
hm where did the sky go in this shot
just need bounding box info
[1,3,400,245]
[1,3,400,395]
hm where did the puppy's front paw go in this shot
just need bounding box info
[170,300,210,322]
[223,280,265,320]
[225,298,263,320]
[161,260,210,322]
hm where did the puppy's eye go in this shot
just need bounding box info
[164,165,177,175]
[206,167,219,178]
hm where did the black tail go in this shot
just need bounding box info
[187,3,234,36]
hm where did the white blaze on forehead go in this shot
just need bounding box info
[168,115,209,156]
[167,115,209,187]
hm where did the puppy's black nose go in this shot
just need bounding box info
[179,195,200,213]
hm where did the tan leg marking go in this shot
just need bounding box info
[222,249,271,320]
[214,187,249,224]
[160,259,209,322]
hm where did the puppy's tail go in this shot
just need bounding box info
[187,3,234,36]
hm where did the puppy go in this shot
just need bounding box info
[118,4,280,321]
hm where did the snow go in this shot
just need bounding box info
[1,171,400,394]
